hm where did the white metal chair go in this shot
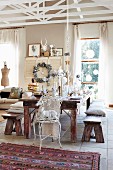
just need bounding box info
[33,95,62,150]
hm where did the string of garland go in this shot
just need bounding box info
[33,62,52,83]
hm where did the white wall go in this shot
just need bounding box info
[78,23,99,38]
[26,24,65,53]
[18,28,26,89]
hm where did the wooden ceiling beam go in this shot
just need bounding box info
[1,15,113,28]
[0,9,113,22]
[0,1,113,15]
[0,0,55,6]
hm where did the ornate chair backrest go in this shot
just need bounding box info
[36,95,61,120]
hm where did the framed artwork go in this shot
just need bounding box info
[56,48,63,56]
[28,43,40,57]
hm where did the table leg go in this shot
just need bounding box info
[71,109,77,142]
[24,106,31,139]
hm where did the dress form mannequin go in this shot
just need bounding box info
[1,62,10,87]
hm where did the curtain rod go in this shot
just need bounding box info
[0,26,25,30]
[73,20,113,25]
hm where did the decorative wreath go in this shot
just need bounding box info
[33,62,52,83]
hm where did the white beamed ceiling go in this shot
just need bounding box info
[0,0,113,28]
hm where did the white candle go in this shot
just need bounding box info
[4,61,7,66]
[67,62,68,72]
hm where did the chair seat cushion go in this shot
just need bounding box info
[85,108,106,117]
[84,116,101,123]
[10,101,23,108]
[7,109,24,114]
[0,98,19,104]
[0,98,5,103]
[4,98,19,103]
[37,109,59,121]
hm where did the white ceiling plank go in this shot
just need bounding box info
[0,0,113,27]
[17,3,42,21]
[73,0,83,19]
[46,9,66,21]
[40,0,66,15]
[10,4,42,21]
[0,0,56,6]
[1,9,113,22]
[1,1,113,15]
[42,1,45,20]
[29,2,31,7]
[92,0,113,10]
[9,4,33,17]
[1,15,113,28]
[0,6,6,11]
[40,0,66,21]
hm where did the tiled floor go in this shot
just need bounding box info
[0,107,113,170]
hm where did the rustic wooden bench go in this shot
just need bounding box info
[82,116,104,143]
[2,113,24,136]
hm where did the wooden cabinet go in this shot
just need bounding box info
[24,56,62,90]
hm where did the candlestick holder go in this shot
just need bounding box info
[50,44,54,56]
[65,60,70,85]
[65,60,70,65]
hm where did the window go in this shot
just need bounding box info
[79,39,100,97]
[0,43,18,88]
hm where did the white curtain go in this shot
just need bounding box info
[0,29,19,87]
[18,28,26,89]
[98,23,108,101]
[0,28,26,88]
[72,25,81,84]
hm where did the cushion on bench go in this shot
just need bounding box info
[7,109,24,114]
[85,109,106,117]
[10,101,23,108]
[84,116,101,123]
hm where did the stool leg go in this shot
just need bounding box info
[82,124,93,142]
[94,124,104,143]
[5,119,14,135]
[15,119,23,136]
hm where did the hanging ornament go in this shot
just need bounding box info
[86,50,95,58]
[88,65,91,69]
[93,69,99,75]
[86,74,92,81]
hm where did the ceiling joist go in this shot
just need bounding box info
[0,0,113,28]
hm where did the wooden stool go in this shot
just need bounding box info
[2,113,23,136]
[82,116,104,143]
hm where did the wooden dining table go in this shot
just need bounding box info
[20,94,90,142]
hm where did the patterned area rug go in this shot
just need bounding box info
[0,143,100,170]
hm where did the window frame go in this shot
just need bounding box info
[80,37,100,85]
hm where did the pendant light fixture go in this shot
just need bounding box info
[65,0,70,58]
[64,0,70,85]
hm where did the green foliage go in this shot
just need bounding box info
[81,39,100,59]
[80,39,100,98]
[82,63,99,82]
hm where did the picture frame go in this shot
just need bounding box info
[28,43,41,57]
[56,48,63,56]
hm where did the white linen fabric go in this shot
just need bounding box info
[72,25,81,84]
[10,101,23,108]
[0,28,26,87]
[98,23,109,101]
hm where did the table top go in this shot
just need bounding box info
[20,92,91,105]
